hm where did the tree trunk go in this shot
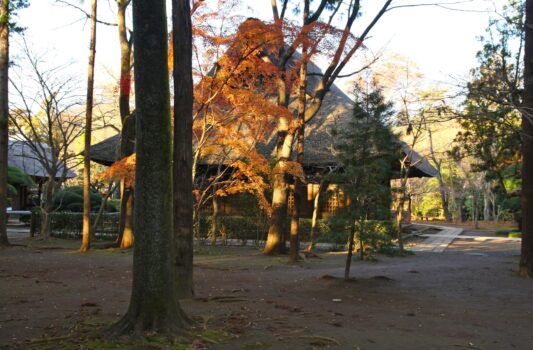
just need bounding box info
[172,0,194,299]
[395,186,406,252]
[264,167,290,255]
[39,180,54,240]
[483,184,491,221]
[306,182,323,252]
[117,0,135,249]
[105,0,190,336]
[520,0,533,278]
[118,188,134,248]
[438,175,451,222]
[473,191,479,230]
[91,183,117,236]
[81,0,97,253]
[116,111,135,249]
[289,183,301,261]
[210,194,218,246]
[344,223,356,281]
[395,204,404,252]
[264,115,294,255]
[0,0,9,247]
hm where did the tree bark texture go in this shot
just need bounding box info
[117,113,135,249]
[106,0,189,336]
[306,182,324,252]
[172,0,194,298]
[81,0,97,253]
[117,0,135,249]
[289,21,309,262]
[39,180,55,240]
[520,0,533,278]
[0,0,9,246]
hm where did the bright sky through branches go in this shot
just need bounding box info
[14,0,500,97]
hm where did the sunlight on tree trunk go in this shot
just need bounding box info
[117,0,134,249]
[80,0,97,253]
[306,182,324,252]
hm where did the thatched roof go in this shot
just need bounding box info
[89,53,437,178]
[8,140,76,180]
[88,134,120,166]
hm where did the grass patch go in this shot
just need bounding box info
[495,229,521,238]
[495,229,513,236]
[508,231,522,238]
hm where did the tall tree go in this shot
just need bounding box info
[328,85,396,280]
[0,0,25,245]
[80,0,98,252]
[263,0,393,255]
[105,0,190,335]
[520,0,533,278]
[0,0,10,246]
[116,0,134,249]
[172,0,194,299]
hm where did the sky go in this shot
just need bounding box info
[12,0,504,99]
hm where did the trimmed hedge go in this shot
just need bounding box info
[32,211,120,240]
[198,215,393,248]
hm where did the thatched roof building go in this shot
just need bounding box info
[88,67,437,179]
[8,140,76,180]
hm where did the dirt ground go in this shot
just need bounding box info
[1,229,532,349]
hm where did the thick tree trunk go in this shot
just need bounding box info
[289,31,309,262]
[264,108,294,254]
[117,0,135,249]
[119,189,134,248]
[81,0,97,253]
[39,180,54,240]
[306,182,323,252]
[117,112,135,249]
[105,0,190,336]
[289,184,301,261]
[520,0,533,278]
[172,0,194,299]
[264,166,290,255]
[0,0,9,247]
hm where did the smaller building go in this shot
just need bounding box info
[7,140,76,210]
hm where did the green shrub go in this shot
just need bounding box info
[508,231,522,238]
[52,186,118,213]
[495,229,513,236]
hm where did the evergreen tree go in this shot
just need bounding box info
[328,85,398,280]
